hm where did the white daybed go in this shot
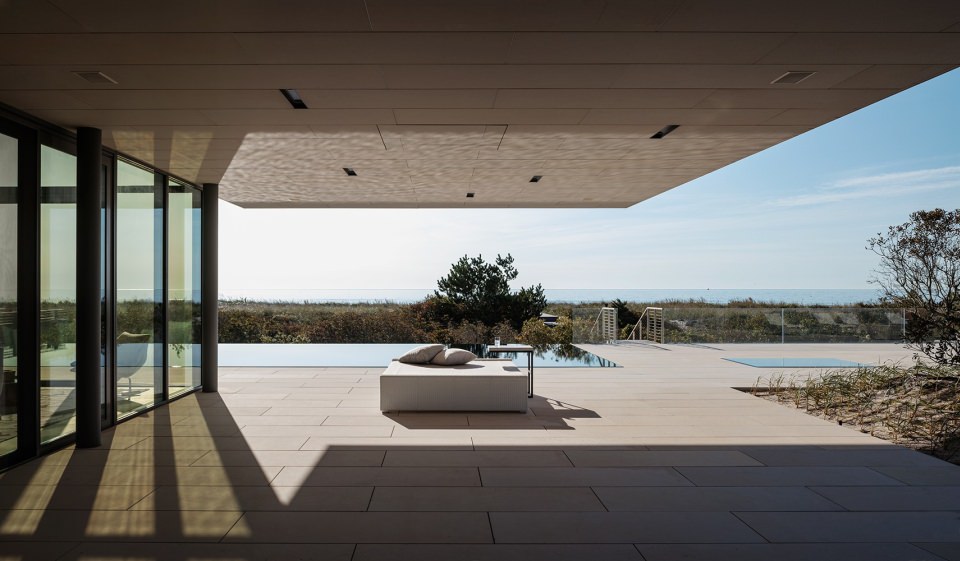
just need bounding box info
[379,358,528,412]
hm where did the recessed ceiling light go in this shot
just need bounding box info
[280,89,308,109]
[530,175,542,183]
[466,192,475,198]
[73,71,117,84]
[650,125,679,139]
[771,71,816,85]
[343,168,357,176]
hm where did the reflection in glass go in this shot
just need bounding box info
[116,160,163,417]
[40,145,77,444]
[0,133,18,456]
[168,181,201,397]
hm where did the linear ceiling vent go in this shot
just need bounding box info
[650,124,679,139]
[280,89,308,109]
[73,71,117,84]
[771,71,816,85]
[466,192,475,198]
[343,168,357,176]
[530,175,542,183]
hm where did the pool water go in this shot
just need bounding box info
[219,343,618,368]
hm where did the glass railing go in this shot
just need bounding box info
[661,307,904,344]
[213,290,901,346]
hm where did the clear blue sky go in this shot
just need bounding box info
[220,69,960,294]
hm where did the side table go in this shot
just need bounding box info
[488,344,534,398]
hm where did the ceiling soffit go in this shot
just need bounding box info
[0,1,957,207]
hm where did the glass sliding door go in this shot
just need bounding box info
[168,181,201,397]
[39,145,77,444]
[0,132,17,457]
[116,159,162,417]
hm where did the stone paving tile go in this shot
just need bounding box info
[549,425,879,438]
[565,450,762,467]
[125,436,309,451]
[479,467,693,487]
[0,465,281,487]
[225,399,344,408]
[110,423,243,437]
[594,486,844,512]
[472,440,652,450]
[56,543,356,560]
[241,425,394,437]
[33,448,211,467]
[272,466,481,487]
[637,543,947,561]
[0,509,243,542]
[230,414,330,426]
[353,544,643,561]
[915,543,960,561]
[0,484,156,510]
[383,450,572,467]
[319,415,403,426]
[223,512,492,543]
[676,466,906,486]
[740,447,948,467]
[490,512,765,543]
[313,450,387,466]
[174,414,252,427]
[369,486,606,512]
[190,450,326,467]
[261,407,359,416]
[736,512,960,543]
[0,541,79,560]
[301,436,474,450]
[280,388,356,397]
[872,466,960,485]
[131,485,372,511]
[809,486,960,511]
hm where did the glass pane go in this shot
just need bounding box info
[116,160,162,417]
[0,132,17,457]
[40,145,77,444]
[168,181,201,397]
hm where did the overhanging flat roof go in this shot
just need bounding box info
[1,1,958,208]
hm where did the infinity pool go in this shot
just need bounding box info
[220,343,618,368]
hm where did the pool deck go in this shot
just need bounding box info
[2,343,959,560]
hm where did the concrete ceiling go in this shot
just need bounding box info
[1,1,959,208]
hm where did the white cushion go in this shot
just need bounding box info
[397,344,445,364]
[430,348,477,366]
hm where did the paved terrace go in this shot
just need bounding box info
[2,343,959,561]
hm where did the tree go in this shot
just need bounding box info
[868,209,960,366]
[434,253,547,329]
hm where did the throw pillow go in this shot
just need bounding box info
[397,343,445,364]
[430,348,477,366]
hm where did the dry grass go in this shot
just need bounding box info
[749,363,960,464]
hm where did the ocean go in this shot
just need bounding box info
[219,288,880,306]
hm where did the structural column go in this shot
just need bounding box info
[201,183,218,393]
[76,127,102,448]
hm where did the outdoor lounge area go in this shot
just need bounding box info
[1,2,960,560]
[1,343,958,560]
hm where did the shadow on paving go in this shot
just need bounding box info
[0,391,959,561]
